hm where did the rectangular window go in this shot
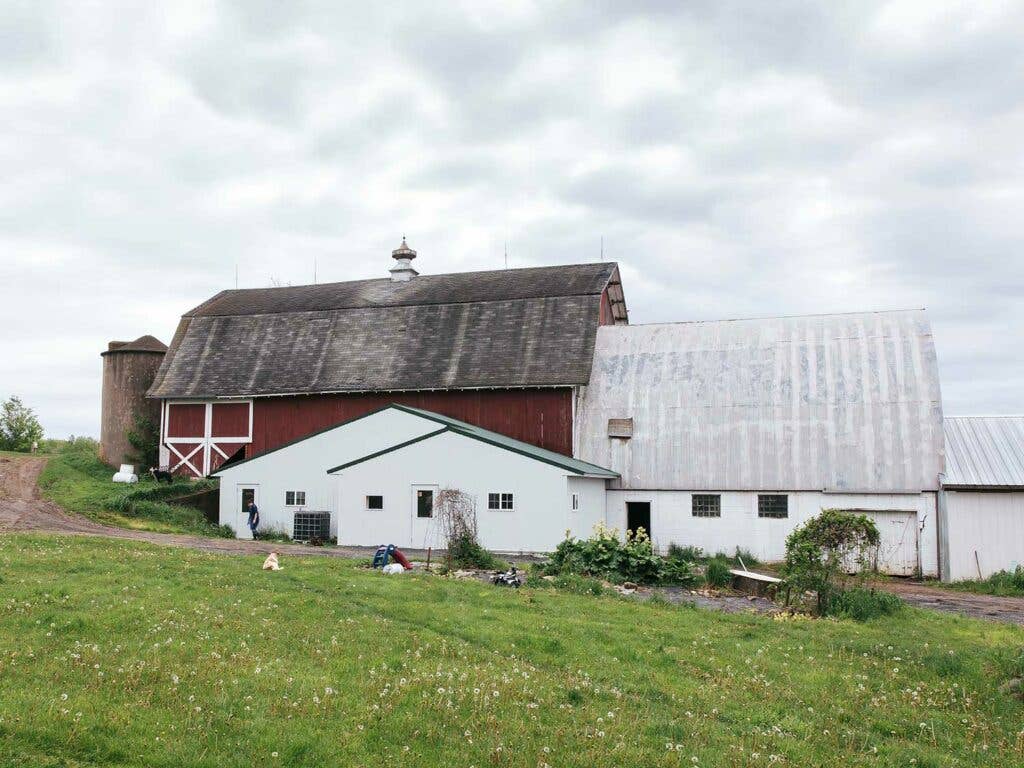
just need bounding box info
[758,494,788,518]
[366,495,383,510]
[692,494,721,517]
[571,493,579,511]
[285,490,306,506]
[416,489,433,518]
[488,492,514,510]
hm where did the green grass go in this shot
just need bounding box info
[35,443,229,537]
[945,567,1024,598]
[0,535,1021,767]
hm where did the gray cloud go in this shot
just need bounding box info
[1,0,1022,437]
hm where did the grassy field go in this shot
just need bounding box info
[35,443,229,537]
[945,568,1024,598]
[0,535,1021,767]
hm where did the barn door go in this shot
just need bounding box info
[842,510,919,576]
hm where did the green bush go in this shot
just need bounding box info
[781,509,881,615]
[546,524,699,586]
[704,556,733,588]
[827,588,902,621]
[450,530,503,570]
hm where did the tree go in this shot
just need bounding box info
[0,396,44,452]
[781,509,881,614]
[125,413,160,470]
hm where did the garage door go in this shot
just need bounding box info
[860,510,919,576]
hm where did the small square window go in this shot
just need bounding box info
[571,493,579,511]
[758,494,788,518]
[416,490,434,518]
[285,491,306,506]
[489,492,513,510]
[366,495,383,510]
[692,494,721,517]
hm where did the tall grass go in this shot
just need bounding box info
[36,441,231,537]
[949,566,1024,597]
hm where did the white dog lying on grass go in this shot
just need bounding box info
[262,552,282,571]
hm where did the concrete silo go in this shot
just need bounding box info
[100,335,167,468]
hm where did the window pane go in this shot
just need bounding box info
[417,490,433,518]
[366,495,383,510]
[488,493,500,510]
[296,492,305,506]
[758,495,788,518]
[501,493,513,510]
[692,494,721,517]
[285,491,294,505]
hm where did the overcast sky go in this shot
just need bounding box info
[2,1,1022,438]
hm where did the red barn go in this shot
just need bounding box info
[148,242,628,477]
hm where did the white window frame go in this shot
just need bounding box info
[285,490,306,507]
[488,492,514,511]
[365,494,384,511]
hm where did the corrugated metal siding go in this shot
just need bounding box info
[575,310,943,492]
[944,416,1024,488]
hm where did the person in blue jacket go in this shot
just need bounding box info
[247,501,260,539]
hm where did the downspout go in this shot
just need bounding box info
[936,472,951,582]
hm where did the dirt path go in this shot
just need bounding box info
[870,578,1024,626]
[0,455,405,559]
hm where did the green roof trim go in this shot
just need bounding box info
[326,404,618,478]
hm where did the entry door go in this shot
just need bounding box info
[237,485,259,538]
[867,511,919,576]
[626,501,652,539]
[410,484,439,549]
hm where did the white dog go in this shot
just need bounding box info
[262,552,282,571]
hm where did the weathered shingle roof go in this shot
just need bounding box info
[575,309,944,492]
[149,262,622,399]
[944,416,1024,488]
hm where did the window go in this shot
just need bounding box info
[416,489,434,518]
[366,495,383,510]
[571,493,579,511]
[692,494,721,517]
[488,492,514,510]
[285,490,306,506]
[758,494,788,518]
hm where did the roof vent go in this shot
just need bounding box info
[389,237,419,282]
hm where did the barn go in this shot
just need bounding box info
[939,416,1024,580]
[147,240,628,477]
[574,310,944,577]
[211,404,616,550]
[138,241,976,576]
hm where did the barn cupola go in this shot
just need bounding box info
[389,237,418,282]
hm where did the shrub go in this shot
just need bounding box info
[827,588,902,621]
[704,556,733,588]
[781,509,881,614]
[668,543,704,562]
[449,530,503,570]
[546,524,699,586]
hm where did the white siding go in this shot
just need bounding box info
[334,429,585,552]
[604,490,938,576]
[567,476,608,540]
[213,408,441,538]
[945,491,1024,581]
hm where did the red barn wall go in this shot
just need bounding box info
[249,388,574,459]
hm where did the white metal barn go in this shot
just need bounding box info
[574,310,945,576]
[940,416,1024,581]
[212,404,616,551]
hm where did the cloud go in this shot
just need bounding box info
[1,0,1022,437]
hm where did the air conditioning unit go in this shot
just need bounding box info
[292,511,331,542]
